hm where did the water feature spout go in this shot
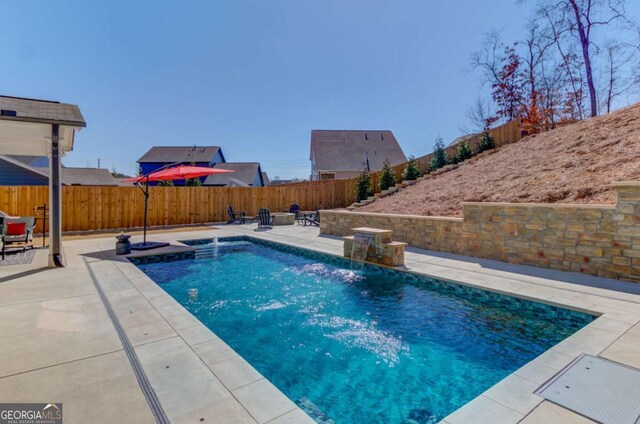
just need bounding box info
[343,227,407,267]
[351,233,373,264]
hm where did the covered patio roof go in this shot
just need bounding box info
[0,95,85,155]
[0,95,86,267]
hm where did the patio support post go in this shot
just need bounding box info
[48,124,64,267]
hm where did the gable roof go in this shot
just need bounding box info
[60,168,118,186]
[0,155,50,179]
[9,155,51,167]
[261,172,270,186]
[447,133,479,148]
[0,95,85,127]
[226,178,250,187]
[204,162,263,186]
[137,146,223,163]
[0,155,117,186]
[310,130,406,172]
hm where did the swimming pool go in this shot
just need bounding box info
[135,237,594,423]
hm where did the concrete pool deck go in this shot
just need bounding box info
[0,224,638,423]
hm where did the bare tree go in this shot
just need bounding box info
[519,24,558,128]
[539,55,567,126]
[470,31,504,88]
[531,0,632,117]
[461,98,496,134]
[600,41,636,112]
[471,35,527,124]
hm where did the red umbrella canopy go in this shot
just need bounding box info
[125,165,234,183]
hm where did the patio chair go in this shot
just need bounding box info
[304,208,321,227]
[2,216,35,260]
[257,208,274,229]
[0,211,18,232]
[288,204,305,225]
[228,205,255,224]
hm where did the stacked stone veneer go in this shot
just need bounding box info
[343,228,406,267]
[320,182,640,282]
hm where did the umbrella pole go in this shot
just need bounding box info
[143,178,149,245]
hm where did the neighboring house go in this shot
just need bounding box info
[53,167,118,186]
[269,179,293,186]
[0,155,118,186]
[309,130,407,180]
[0,155,51,185]
[447,133,479,148]
[114,177,135,187]
[6,155,50,168]
[261,172,270,187]
[136,146,225,185]
[203,162,266,187]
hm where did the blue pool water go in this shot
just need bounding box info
[136,238,593,424]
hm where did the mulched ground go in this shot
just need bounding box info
[361,102,640,217]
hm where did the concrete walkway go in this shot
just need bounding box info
[0,224,639,423]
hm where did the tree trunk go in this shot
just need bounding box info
[569,0,598,117]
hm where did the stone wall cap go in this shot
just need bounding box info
[351,227,393,235]
[463,201,615,210]
[385,241,408,246]
[612,181,640,187]
[323,209,463,222]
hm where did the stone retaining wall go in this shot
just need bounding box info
[320,182,640,282]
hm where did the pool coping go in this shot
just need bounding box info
[108,246,315,423]
[117,228,640,424]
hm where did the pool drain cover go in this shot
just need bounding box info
[536,354,640,424]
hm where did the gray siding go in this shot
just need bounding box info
[0,160,48,186]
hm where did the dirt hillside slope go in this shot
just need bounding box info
[361,102,640,217]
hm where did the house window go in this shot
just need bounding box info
[320,173,336,180]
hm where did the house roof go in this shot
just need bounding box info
[60,168,118,186]
[310,130,406,172]
[0,155,50,179]
[115,177,135,187]
[447,133,479,148]
[8,155,51,167]
[226,178,250,187]
[204,162,263,186]
[0,95,85,127]
[270,179,293,186]
[137,146,223,163]
[0,155,117,186]
[261,172,270,186]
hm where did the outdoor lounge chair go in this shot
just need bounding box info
[228,205,255,224]
[1,216,35,260]
[304,208,321,227]
[257,208,274,229]
[288,204,305,225]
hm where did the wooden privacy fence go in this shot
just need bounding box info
[0,120,528,233]
[0,180,356,233]
[406,119,524,175]
[364,119,524,187]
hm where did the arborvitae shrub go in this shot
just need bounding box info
[355,170,373,202]
[429,137,448,172]
[455,142,473,163]
[404,155,422,180]
[478,131,496,153]
[379,158,397,191]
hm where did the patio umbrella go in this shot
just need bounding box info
[124,165,234,250]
